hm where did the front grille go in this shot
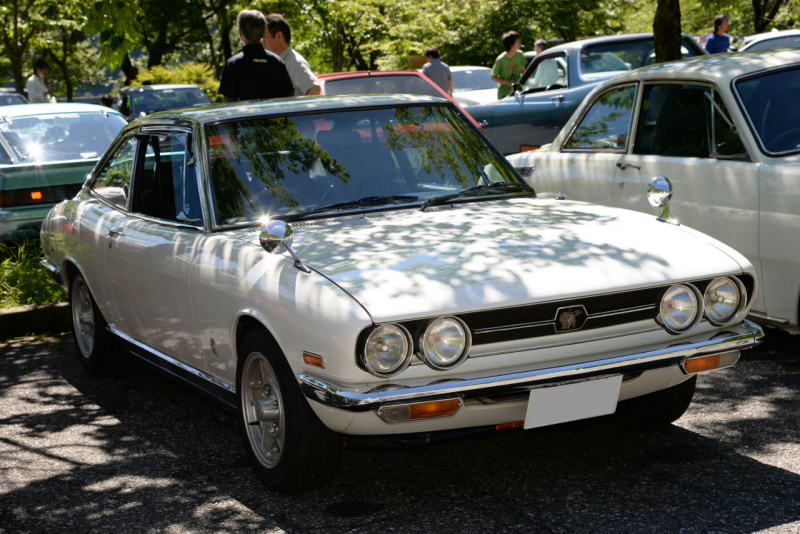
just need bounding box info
[0,183,82,208]
[459,287,664,345]
[394,275,756,347]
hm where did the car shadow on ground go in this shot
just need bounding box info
[0,331,798,533]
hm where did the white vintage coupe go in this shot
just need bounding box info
[41,95,763,492]
[507,49,800,334]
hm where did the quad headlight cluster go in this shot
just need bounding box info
[362,316,472,377]
[659,277,748,334]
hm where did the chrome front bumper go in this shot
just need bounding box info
[298,321,764,412]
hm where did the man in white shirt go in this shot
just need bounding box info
[263,13,321,96]
[531,39,559,88]
[25,59,54,103]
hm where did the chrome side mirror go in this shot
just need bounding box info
[260,219,293,253]
[647,176,678,225]
[259,219,310,273]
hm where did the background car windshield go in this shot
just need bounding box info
[579,40,696,81]
[0,94,26,106]
[736,66,800,154]
[206,105,517,226]
[323,75,443,97]
[452,69,495,91]
[0,112,127,162]
[131,88,209,115]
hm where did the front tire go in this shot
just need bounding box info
[69,274,114,374]
[616,375,697,427]
[237,329,341,493]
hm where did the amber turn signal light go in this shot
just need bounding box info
[30,191,43,200]
[377,399,461,422]
[682,350,739,374]
[302,352,324,368]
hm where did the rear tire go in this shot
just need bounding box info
[69,274,114,374]
[237,328,341,493]
[616,375,697,427]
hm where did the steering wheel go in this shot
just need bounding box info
[767,127,800,151]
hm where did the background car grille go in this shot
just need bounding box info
[0,184,82,208]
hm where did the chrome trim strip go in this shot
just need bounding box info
[473,304,656,334]
[747,311,789,325]
[112,328,236,395]
[40,259,63,286]
[298,321,763,411]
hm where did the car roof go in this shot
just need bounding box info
[0,102,125,119]
[317,71,425,80]
[741,29,800,48]
[135,94,451,125]
[545,32,698,53]
[449,66,490,72]
[596,48,800,86]
[121,84,204,93]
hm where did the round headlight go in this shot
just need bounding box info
[420,317,471,370]
[704,277,741,324]
[364,324,411,376]
[660,284,701,333]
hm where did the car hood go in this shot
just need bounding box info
[263,198,749,322]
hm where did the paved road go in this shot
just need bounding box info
[1,328,799,533]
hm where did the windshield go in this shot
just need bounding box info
[129,87,210,116]
[735,66,800,154]
[0,94,26,106]
[322,75,443,97]
[452,69,495,91]
[206,104,522,227]
[0,111,127,162]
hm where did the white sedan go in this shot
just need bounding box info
[508,49,800,333]
[41,94,763,493]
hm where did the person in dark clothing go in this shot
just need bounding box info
[218,9,294,101]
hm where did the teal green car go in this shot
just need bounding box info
[0,103,127,240]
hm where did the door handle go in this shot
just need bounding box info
[616,162,641,170]
[107,229,123,238]
[550,95,563,102]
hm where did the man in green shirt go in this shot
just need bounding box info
[491,31,527,100]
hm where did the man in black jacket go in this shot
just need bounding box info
[218,10,294,101]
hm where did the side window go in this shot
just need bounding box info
[131,131,202,224]
[522,54,567,92]
[92,136,138,208]
[634,84,710,158]
[564,85,635,151]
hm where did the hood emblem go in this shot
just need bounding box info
[554,305,587,333]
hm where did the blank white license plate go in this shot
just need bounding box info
[523,375,623,430]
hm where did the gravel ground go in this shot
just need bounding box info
[1,327,798,534]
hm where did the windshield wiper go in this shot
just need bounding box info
[420,182,534,211]
[283,195,420,221]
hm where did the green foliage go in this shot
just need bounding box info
[136,63,223,102]
[0,241,65,308]
[85,0,145,69]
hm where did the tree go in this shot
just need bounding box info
[752,0,787,32]
[653,0,683,63]
[0,0,48,93]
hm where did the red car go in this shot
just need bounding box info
[318,70,481,129]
